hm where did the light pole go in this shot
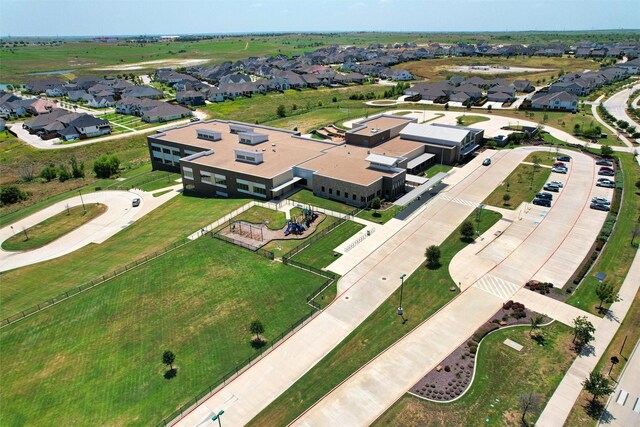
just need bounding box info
[78,189,86,214]
[476,204,484,235]
[398,273,407,322]
[211,410,224,427]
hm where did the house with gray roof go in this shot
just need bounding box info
[141,103,192,123]
[122,85,164,99]
[531,91,578,112]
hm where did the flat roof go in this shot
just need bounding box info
[394,172,449,206]
[350,114,415,136]
[407,152,435,169]
[400,123,470,144]
[366,153,398,166]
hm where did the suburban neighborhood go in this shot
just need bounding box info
[0,2,639,427]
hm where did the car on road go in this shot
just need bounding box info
[132,198,141,207]
[482,158,491,166]
[536,192,553,200]
[598,169,615,176]
[590,203,611,211]
[543,184,560,192]
[592,197,610,205]
[596,159,614,167]
[548,180,564,188]
[190,117,200,122]
[557,156,571,162]
[532,198,551,207]
[596,179,615,188]
[552,167,568,174]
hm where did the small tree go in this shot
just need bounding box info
[58,164,71,182]
[371,197,381,210]
[40,164,57,182]
[70,157,85,179]
[444,103,449,110]
[162,350,175,370]
[519,391,542,426]
[572,316,596,349]
[0,186,28,205]
[600,145,613,157]
[595,282,619,309]
[502,193,511,205]
[425,245,441,269]
[249,320,264,341]
[487,104,492,112]
[529,314,544,336]
[276,104,286,118]
[582,370,614,404]
[93,154,120,178]
[460,220,475,241]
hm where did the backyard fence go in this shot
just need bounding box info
[154,308,319,427]
[0,239,189,329]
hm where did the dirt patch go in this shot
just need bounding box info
[447,65,551,75]
[409,302,549,402]
[93,58,209,71]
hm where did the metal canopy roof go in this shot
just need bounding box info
[394,171,449,207]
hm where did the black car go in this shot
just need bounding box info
[532,198,551,207]
[590,203,610,211]
[596,159,614,167]
[482,158,491,166]
[543,184,560,192]
[132,198,141,207]
[536,192,553,200]
[598,169,615,176]
[557,156,571,162]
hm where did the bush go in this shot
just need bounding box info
[372,211,381,218]
[371,197,381,209]
[40,164,57,182]
[0,185,29,205]
[276,104,286,118]
[70,157,85,179]
[472,323,500,343]
[93,154,120,178]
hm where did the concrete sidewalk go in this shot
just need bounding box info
[537,248,640,426]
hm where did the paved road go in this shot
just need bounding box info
[598,339,640,427]
[0,187,180,271]
[591,96,633,148]
[291,148,607,426]
[603,84,640,144]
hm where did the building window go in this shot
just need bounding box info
[214,174,227,188]
[329,188,332,194]
[237,182,250,191]
[201,172,212,184]
[353,194,356,200]
[183,167,194,180]
[152,146,161,152]
[162,147,171,154]
[345,192,349,199]
[254,187,267,196]
[321,186,325,192]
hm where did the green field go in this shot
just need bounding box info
[292,221,365,269]
[0,236,325,426]
[423,163,454,177]
[566,153,640,315]
[108,170,181,192]
[2,203,106,251]
[357,205,402,224]
[288,189,355,215]
[248,209,502,426]
[233,206,287,230]
[457,115,490,126]
[483,162,552,209]
[0,195,247,318]
[99,112,164,134]
[373,322,575,427]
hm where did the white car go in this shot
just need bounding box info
[591,197,610,205]
[551,167,568,174]
[548,180,564,188]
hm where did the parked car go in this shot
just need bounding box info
[132,198,141,207]
[596,179,615,188]
[598,169,615,176]
[591,197,610,205]
[536,192,553,200]
[190,117,200,122]
[599,166,614,172]
[596,159,613,167]
[553,161,566,167]
[532,198,551,207]
[482,158,491,166]
[590,203,610,211]
[543,184,560,192]
[557,156,571,162]
[548,180,564,188]
[552,167,568,174]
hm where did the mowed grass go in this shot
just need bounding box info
[566,153,640,315]
[523,150,561,167]
[372,322,575,427]
[1,203,107,251]
[456,115,490,126]
[247,209,502,426]
[288,189,355,214]
[423,163,453,177]
[292,221,365,269]
[0,195,248,317]
[0,236,325,426]
[233,206,287,230]
[357,205,403,224]
[483,163,552,209]
[264,105,379,133]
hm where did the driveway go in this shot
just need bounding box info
[0,186,180,271]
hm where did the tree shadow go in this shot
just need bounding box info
[251,338,266,349]
[426,262,441,270]
[599,307,620,323]
[584,399,605,419]
[575,343,596,357]
[164,368,177,380]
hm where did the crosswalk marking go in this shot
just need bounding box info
[474,274,520,300]
[440,194,480,208]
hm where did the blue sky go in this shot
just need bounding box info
[1,0,638,37]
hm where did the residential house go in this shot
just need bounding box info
[206,87,225,103]
[512,80,533,92]
[88,95,115,108]
[531,91,578,112]
[122,85,164,99]
[141,103,192,123]
[176,90,206,106]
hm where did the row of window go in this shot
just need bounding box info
[183,169,267,198]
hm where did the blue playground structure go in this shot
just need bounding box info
[284,209,319,236]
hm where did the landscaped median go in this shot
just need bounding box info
[246,208,502,427]
[483,160,552,209]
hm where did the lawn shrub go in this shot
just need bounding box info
[472,323,500,343]
[573,251,599,285]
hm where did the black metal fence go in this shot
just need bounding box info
[0,239,189,329]
[154,308,318,427]
[280,211,355,260]
[209,230,275,260]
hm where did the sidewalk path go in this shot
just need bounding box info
[537,248,640,426]
[592,95,634,148]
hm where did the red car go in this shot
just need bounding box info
[553,161,566,167]
[599,166,614,172]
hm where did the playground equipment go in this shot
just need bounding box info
[230,220,264,241]
[284,210,319,236]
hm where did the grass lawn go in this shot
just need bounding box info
[523,150,561,167]
[483,163,552,209]
[357,205,403,224]
[423,163,453,178]
[292,221,365,269]
[372,322,575,427]
[1,203,107,251]
[247,209,502,427]
[0,237,325,426]
[456,115,490,126]
[263,105,382,134]
[108,170,181,192]
[233,206,287,230]
[288,189,355,214]
[564,288,640,426]
[0,195,248,318]
[566,153,640,315]
[153,189,172,198]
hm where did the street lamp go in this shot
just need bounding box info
[211,410,225,427]
[475,204,484,235]
[78,189,86,214]
[398,274,407,321]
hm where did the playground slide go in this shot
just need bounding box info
[301,223,308,231]
[284,224,292,236]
